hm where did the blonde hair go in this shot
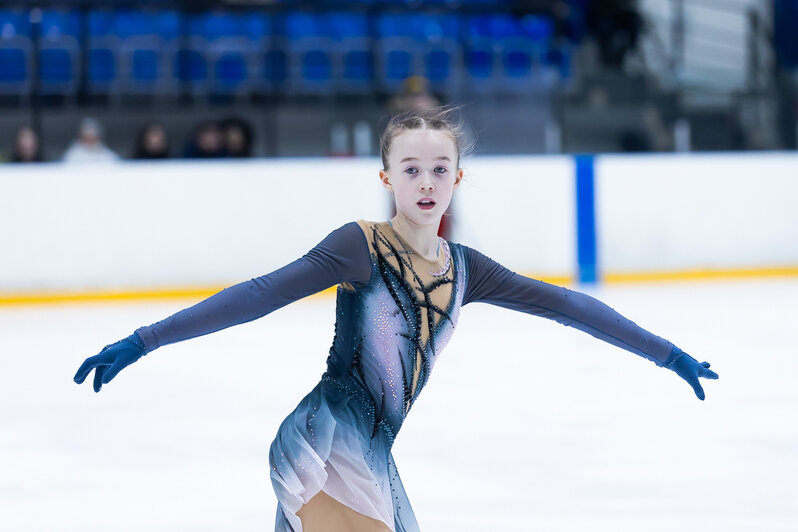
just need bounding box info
[380,106,473,170]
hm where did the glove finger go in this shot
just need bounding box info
[688,376,705,401]
[701,362,711,368]
[93,366,107,393]
[102,360,128,384]
[75,355,102,384]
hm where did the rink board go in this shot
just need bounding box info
[1,153,797,299]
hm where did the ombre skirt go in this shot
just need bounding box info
[268,378,419,532]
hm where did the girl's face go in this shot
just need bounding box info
[380,129,463,227]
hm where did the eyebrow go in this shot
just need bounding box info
[399,156,451,163]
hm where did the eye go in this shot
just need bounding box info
[404,167,418,175]
[434,166,448,174]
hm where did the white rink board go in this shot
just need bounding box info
[0,158,388,292]
[595,153,798,274]
[0,155,576,293]
[451,154,575,277]
[3,152,798,294]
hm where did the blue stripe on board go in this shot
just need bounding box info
[575,155,597,284]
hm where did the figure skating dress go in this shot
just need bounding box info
[133,220,678,531]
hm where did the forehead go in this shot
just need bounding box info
[389,129,458,161]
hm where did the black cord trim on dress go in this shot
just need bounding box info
[373,228,426,407]
[397,346,412,408]
[371,225,457,411]
[372,227,418,412]
[350,340,369,393]
[351,339,389,439]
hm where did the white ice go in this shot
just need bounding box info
[1,279,796,531]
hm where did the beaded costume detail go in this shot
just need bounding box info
[133,219,678,531]
[269,221,466,532]
[132,219,679,531]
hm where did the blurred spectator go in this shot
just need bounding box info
[11,126,43,163]
[134,123,170,159]
[220,117,254,158]
[389,76,440,115]
[183,121,227,159]
[551,0,581,43]
[586,0,643,70]
[62,118,119,163]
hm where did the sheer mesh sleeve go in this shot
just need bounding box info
[134,222,372,352]
[460,245,677,366]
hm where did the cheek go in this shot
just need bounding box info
[394,184,417,205]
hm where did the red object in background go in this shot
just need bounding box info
[437,206,452,240]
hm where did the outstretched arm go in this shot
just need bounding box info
[74,222,372,391]
[134,222,371,352]
[460,245,718,399]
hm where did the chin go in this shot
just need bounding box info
[412,212,442,226]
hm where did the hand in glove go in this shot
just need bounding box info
[74,333,148,392]
[665,349,719,400]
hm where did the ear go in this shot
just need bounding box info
[379,169,393,193]
[452,168,464,190]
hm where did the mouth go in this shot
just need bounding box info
[417,198,436,210]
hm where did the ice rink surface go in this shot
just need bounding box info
[1,279,796,532]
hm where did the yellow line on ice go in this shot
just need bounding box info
[603,266,798,284]
[1,267,796,307]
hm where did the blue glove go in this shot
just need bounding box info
[74,333,148,392]
[664,348,719,400]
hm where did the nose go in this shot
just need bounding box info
[419,172,435,192]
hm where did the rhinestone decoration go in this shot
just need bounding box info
[427,238,451,276]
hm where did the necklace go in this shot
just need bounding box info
[427,238,451,276]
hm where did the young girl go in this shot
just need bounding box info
[74,107,718,532]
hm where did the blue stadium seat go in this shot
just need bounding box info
[326,12,373,94]
[466,13,556,94]
[88,10,114,36]
[521,14,554,43]
[517,15,562,91]
[0,10,32,95]
[376,12,461,94]
[341,47,374,90]
[115,10,179,44]
[262,46,288,91]
[462,16,499,94]
[422,15,461,95]
[176,46,209,89]
[0,37,31,96]
[285,12,324,40]
[209,38,253,93]
[185,11,268,95]
[0,9,31,37]
[316,0,377,4]
[125,11,180,95]
[325,12,369,40]
[87,11,121,95]
[455,0,512,3]
[543,43,572,83]
[40,9,80,39]
[284,12,334,95]
[38,10,81,96]
[87,41,118,94]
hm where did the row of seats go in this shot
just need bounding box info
[0,9,571,97]
[1,9,553,40]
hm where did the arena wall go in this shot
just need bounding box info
[595,153,798,280]
[1,153,796,302]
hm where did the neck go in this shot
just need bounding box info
[390,212,440,260]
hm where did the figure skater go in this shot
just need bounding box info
[74,107,718,532]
